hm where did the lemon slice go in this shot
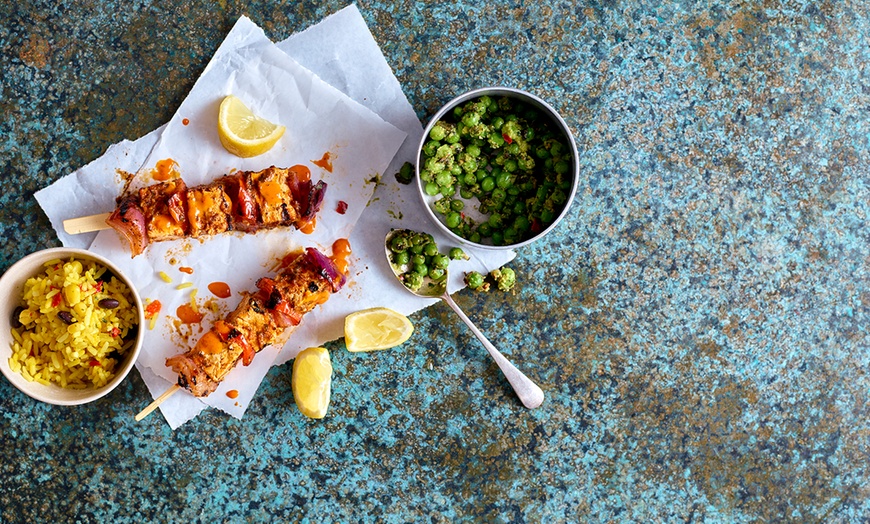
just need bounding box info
[344,307,414,352]
[292,347,332,419]
[217,95,286,158]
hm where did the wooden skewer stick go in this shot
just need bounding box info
[134,384,181,422]
[63,212,112,235]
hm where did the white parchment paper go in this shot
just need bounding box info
[35,5,515,428]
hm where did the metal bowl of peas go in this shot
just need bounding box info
[416,86,579,249]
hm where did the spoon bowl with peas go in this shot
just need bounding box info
[385,229,544,409]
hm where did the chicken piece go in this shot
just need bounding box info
[249,166,299,227]
[186,183,232,237]
[137,179,188,242]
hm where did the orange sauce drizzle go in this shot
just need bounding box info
[153,158,178,181]
[187,190,216,226]
[151,214,175,234]
[312,152,333,172]
[298,218,316,234]
[226,390,239,399]
[179,266,194,274]
[176,304,204,325]
[196,331,223,354]
[208,281,232,299]
[259,180,283,206]
[289,164,311,183]
[331,238,352,275]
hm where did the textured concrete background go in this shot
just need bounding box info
[2,1,869,522]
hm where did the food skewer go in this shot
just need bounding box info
[64,165,327,256]
[134,384,181,421]
[134,241,351,421]
[63,213,112,234]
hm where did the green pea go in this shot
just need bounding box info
[423,140,441,156]
[423,243,439,257]
[480,176,496,192]
[435,171,452,187]
[517,156,535,171]
[414,263,428,275]
[491,188,506,203]
[392,251,410,266]
[449,247,468,260]
[478,223,493,237]
[465,271,485,290]
[424,157,444,173]
[514,215,531,232]
[445,211,461,229]
[411,254,426,267]
[425,182,440,196]
[390,234,411,252]
[403,272,424,291]
[428,267,446,281]
[496,171,513,189]
[462,112,480,127]
[432,254,450,269]
[487,213,504,228]
[450,199,465,211]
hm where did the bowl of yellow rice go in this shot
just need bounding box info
[0,248,144,405]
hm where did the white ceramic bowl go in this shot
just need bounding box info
[416,86,580,250]
[0,248,144,405]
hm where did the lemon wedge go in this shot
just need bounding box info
[217,94,286,158]
[292,347,332,419]
[344,307,414,352]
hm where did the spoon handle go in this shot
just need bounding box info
[441,293,544,409]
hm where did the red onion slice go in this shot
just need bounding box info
[106,197,148,256]
[304,247,346,292]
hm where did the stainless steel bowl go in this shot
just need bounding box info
[416,86,579,250]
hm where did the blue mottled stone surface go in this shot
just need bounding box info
[2,1,869,522]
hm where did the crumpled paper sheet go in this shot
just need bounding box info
[35,5,515,428]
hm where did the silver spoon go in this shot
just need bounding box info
[385,229,544,409]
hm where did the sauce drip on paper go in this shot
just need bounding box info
[152,158,178,181]
[208,281,232,299]
[312,152,333,172]
[176,303,204,325]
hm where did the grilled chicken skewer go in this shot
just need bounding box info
[166,244,348,397]
[134,242,350,421]
[106,165,326,256]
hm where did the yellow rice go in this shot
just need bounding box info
[8,257,139,389]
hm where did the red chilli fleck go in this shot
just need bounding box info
[336,200,348,215]
[89,360,101,367]
[503,133,513,144]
